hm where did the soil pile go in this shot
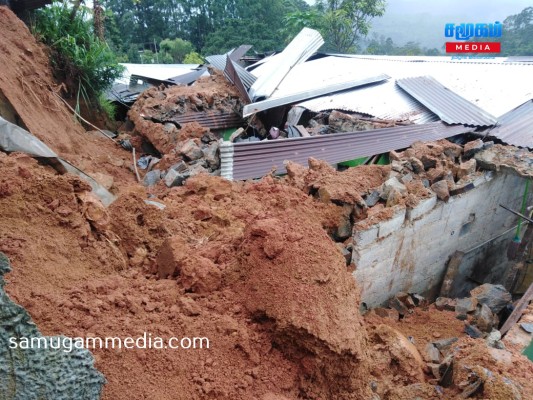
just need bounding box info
[0,6,135,191]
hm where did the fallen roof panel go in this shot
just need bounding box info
[243,73,389,117]
[486,100,533,148]
[396,76,497,126]
[307,56,533,117]
[220,122,473,180]
[206,54,257,89]
[297,79,438,124]
[248,28,324,101]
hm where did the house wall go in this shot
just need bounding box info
[352,171,529,308]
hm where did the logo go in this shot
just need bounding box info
[445,22,502,54]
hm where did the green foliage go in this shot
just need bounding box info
[102,0,310,60]
[364,34,441,56]
[183,51,204,64]
[32,1,124,107]
[314,0,386,53]
[501,7,533,56]
[98,93,117,120]
[160,38,194,63]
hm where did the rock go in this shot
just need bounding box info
[464,323,483,339]
[435,297,456,311]
[433,337,458,354]
[482,141,494,150]
[335,205,353,241]
[400,173,413,184]
[470,284,512,314]
[381,177,407,200]
[422,178,430,188]
[476,303,494,332]
[438,355,454,387]
[425,343,441,363]
[78,192,110,231]
[188,163,208,177]
[386,187,403,207]
[486,330,502,348]
[169,161,188,172]
[389,292,410,316]
[421,155,438,170]
[202,141,220,170]
[411,293,427,307]
[389,150,401,161]
[463,139,484,157]
[520,323,533,333]
[374,307,400,321]
[427,168,446,184]
[143,169,162,186]
[164,168,189,187]
[455,297,478,320]
[443,142,463,158]
[389,297,409,317]
[364,190,381,207]
[431,180,450,201]
[179,139,203,161]
[201,131,218,144]
[391,160,403,172]
[409,157,425,174]
[456,159,477,180]
[335,243,352,265]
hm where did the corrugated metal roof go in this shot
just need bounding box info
[248,28,324,101]
[206,54,257,89]
[170,111,243,131]
[243,73,389,117]
[297,79,438,124]
[220,122,473,180]
[293,56,533,117]
[117,64,204,86]
[397,76,497,126]
[486,100,533,148]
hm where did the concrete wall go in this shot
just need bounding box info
[352,171,530,308]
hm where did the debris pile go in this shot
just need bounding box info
[125,71,245,186]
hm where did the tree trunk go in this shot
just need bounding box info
[93,0,105,41]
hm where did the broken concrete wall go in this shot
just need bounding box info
[353,171,530,308]
[0,252,105,399]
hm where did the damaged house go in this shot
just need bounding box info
[1,7,533,398]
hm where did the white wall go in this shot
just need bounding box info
[352,171,529,308]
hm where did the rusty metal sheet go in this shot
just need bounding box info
[172,112,243,131]
[220,122,474,180]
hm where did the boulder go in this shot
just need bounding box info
[431,180,450,201]
[470,284,512,314]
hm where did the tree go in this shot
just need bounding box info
[315,0,386,53]
[501,7,533,55]
[159,38,194,63]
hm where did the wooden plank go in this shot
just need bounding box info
[501,281,533,336]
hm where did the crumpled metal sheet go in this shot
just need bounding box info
[0,117,116,206]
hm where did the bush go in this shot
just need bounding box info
[32,1,123,109]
